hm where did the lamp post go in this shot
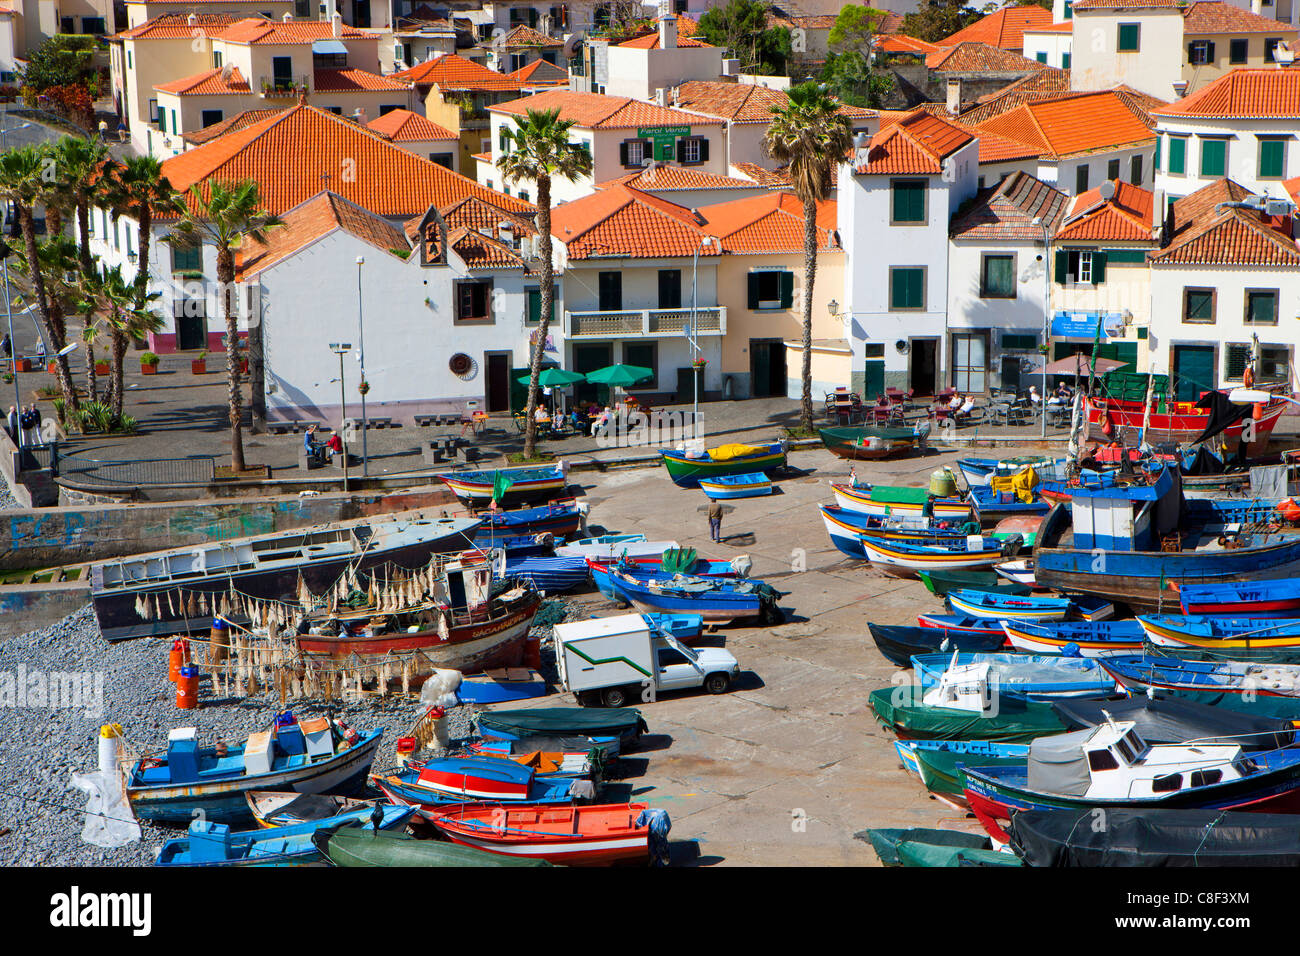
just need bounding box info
[355,255,369,477]
[0,241,18,446]
[1032,216,1051,438]
[329,342,352,492]
[689,236,717,440]
[0,120,31,151]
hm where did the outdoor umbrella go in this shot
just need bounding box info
[515,368,586,387]
[585,364,654,388]
[1028,354,1130,377]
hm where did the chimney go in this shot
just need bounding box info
[946,77,962,115]
[354,107,367,123]
[282,11,292,20]
[186,12,196,24]
[658,12,677,50]
[654,87,666,106]
[332,11,342,37]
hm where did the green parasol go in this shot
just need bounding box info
[584,364,654,388]
[516,368,586,387]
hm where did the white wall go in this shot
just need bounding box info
[1071,9,1184,99]
[1154,116,1300,200]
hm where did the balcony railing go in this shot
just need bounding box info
[565,307,726,339]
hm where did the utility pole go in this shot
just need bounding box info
[355,256,369,477]
[330,342,352,492]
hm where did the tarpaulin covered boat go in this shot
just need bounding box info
[864,827,992,867]
[313,823,552,867]
[472,501,584,549]
[867,623,1007,668]
[497,554,590,592]
[477,707,647,746]
[659,441,786,487]
[867,685,1068,742]
[911,652,1115,700]
[1050,696,1296,751]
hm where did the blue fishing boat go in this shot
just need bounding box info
[1099,656,1300,719]
[155,804,414,867]
[1000,620,1145,657]
[472,501,584,549]
[644,612,705,643]
[127,718,384,825]
[455,668,549,704]
[1176,578,1300,618]
[911,652,1116,700]
[588,556,740,602]
[945,590,1114,623]
[1139,615,1300,656]
[860,534,1016,577]
[820,505,970,559]
[555,535,681,561]
[371,757,585,819]
[698,472,774,499]
[868,622,1007,667]
[916,613,1007,636]
[957,456,1067,487]
[498,554,590,592]
[610,567,784,625]
[967,485,1049,521]
[440,466,567,503]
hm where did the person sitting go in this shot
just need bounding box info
[959,395,975,417]
[947,392,963,411]
[533,404,549,423]
[304,425,326,463]
[589,406,612,437]
[324,432,343,462]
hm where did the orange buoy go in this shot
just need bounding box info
[523,635,542,670]
[1279,498,1300,523]
[176,665,199,710]
[1253,402,1264,421]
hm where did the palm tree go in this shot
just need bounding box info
[496,107,592,459]
[169,180,281,472]
[11,235,82,403]
[50,135,110,279]
[763,82,854,432]
[80,265,162,418]
[0,144,78,410]
[110,154,176,304]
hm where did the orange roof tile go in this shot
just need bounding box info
[155,66,251,96]
[671,79,875,125]
[405,194,536,265]
[218,17,369,43]
[618,28,712,48]
[506,59,569,86]
[1023,21,1074,33]
[550,184,717,259]
[974,126,1044,163]
[874,34,945,54]
[1155,68,1300,118]
[951,171,1069,240]
[730,161,792,188]
[392,53,525,90]
[697,192,838,253]
[1072,0,1185,8]
[367,108,457,141]
[313,68,412,93]
[856,109,974,175]
[1152,180,1299,264]
[598,165,760,192]
[161,103,532,220]
[491,89,724,129]
[925,41,1050,73]
[1182,0,1298,32]
[1056,180,1156,242]
[942,5,1053,49]
[499,24,562,47]
[976,90,1156,159]
[114,12,241,40]
[237,191,410,278]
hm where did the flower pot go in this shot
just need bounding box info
[141,362,158,375]
[94,361,109,375]
[14,358,29,372]
[239,360,249,374]
[46,361,57,374]
[191,360,206,374]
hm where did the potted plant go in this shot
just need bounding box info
[691,358,707,369]
[94,358,110,375]
[46,359,57,374]
[14,357,29,372]
[191,350,207,374]
[141,351,160,375]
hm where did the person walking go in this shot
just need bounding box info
[708,498,723,544]
[20,405,39,446]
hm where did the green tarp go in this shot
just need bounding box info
[869,486,932,505]
[867,687,1066,742]
[477,707,647,739]
[897,841,1022,868]
[865,828,989,867]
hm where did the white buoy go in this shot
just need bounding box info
[69,724,141,849]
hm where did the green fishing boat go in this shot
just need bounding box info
[918,569,1030,597]
[910,741,1029,799]
[896,840,1022,867]
[867,686,1068,743]
[818,425,924,461]
[864,827,989,867]
[659,441,786,486]
[313,826,553,867]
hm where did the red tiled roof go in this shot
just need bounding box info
[491,89,724,129]
[313,68,411,92]
[926,41,1050,73]
[219,17,370,43]
[874,34,945,54]
[1024,21,1074,34]
[160,103,533,220]
[1056,180,1156,242]
[115,12,241,40]
[976,90,1157,159]
[1152,180,1300,264]
[183,108,284,145]
[392,53,525,90]
[155,66,251,96]
[506,59,569,86]
[1182,1,1297,33]
[1072,0,1185,8]
[670,79,875,124]
[405,194,535,266]
[599,165,759,192]
[697,192,838,253]
[855,109,974,175]
[499,24,562,47]
[942,5,1053,49]
[367,108,457,141]
[550,183,718,259]
[618,28,712,48]
[974,127,1044,163]
[730,161,792,188]
[950,170,1068,240]
[236,191,410,278]
[1155,68,1300,118]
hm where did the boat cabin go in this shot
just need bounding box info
[921,660,997,714]
[1068,466,1180,552]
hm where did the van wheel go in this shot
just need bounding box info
[602,685,629,708]
[704,673,730,695]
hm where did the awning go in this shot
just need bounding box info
[312,39,349,54]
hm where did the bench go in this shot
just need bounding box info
[361,417,399,429]
[268,419,322,435]
[421,436,460,465]
[415,413,468,427]
[457,445,481,464]
[298,448,327,471]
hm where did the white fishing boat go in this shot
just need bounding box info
[554,535,680,560]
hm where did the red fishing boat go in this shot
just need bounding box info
[1085,393,1288,452]
[428,802,663,866]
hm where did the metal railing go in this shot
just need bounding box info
[54,451,217,489]
[565,306,726,338]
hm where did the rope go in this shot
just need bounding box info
[0,784,142,826]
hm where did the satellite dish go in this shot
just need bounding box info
[895,339,909,354]
[1099,180,1116,201]
[563,31,585,58]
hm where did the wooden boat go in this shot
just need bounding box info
[820,505,968,560]
[471,734,623,761]
[957,456,1067,487]
[918,569,1029,597]
[916,613,1006,636]
[1139,615,1300,654]
[906,740,1029,802]
[1001,620,1145,657]
[371,757,583,818]
[90,514,482,642]
[1085,388,1288,451]
[860,535,1014,578]
[643,612,705,643]
[864,826,995,866]
[945,589,1113,623]
[1010,808,1300,867]
[439,465,567,503]
[867,684,1067,742]
[698,472,774,499]
[555,535,680,560]
[246,791,383,828]
[455,668,548,704]
[312,823,553,867]
[497,553,590,592]
[831,482,972,520]
[156,804,415,867]
[995,559,1036,588]
[127,719,383,825]
[1175,578,1300,618]
[477,708,647,747]
[472,501,584,549]
[429,802,669,866]
[659,441,786,487]
[989,515,1043,548]
[968,485,1049,522]
[963,720,1300,842]
[819,425,925,462]
[610,567,784,625]
[1098,656,1300,719]
[588,557,740,601]
[898,840,1020,867]
[1052,695,1298,752]
[867,622,1007,668]
[911,652,1116,700]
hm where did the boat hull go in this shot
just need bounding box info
[659,444,786,486]
[819,426,922,462]
[1085,395,1287,451]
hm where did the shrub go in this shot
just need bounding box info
[141,351,159,365]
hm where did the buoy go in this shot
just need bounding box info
[168,639,188,683]
[176,665,199,710]
[1253,402,1264,422]
[1101,415,1113,437]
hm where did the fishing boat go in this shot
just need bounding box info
[916,614,1007,636]
[644,612,705,643]
[994,559,1036,588]
[659,441,787,487]
[609,567,784,625]
[1009,808,1300,867]
[867,683,1068,742]
[471,734,623,761]
[1001,620,1145,657]
[906,740,1029,803]
[1175,578,1300,618]
[496,553,590,592]
[963,719,1300,842]
[293,557,543,680]
[555,535,680,560]
[1098,656,1300,719]
[860,534,1015,578]
[818,425,926,462]
[832,482,972,521]
[968,485,1049,522]
[428,802,670,866]
[371,757,585,817]
[477,707,647,748]
[455,668,548,704]
[312,823,553,867]
[126,718,383,825]
[156,804,415,867]
[1139,615,1300,655]
[945,589,1113,623]
[918,568,1030,597]
[698,472,773,499]
[893,836,1020,867]
[587,555,744,601]
[439,465,568,503]
[246,791,384,828]
[867,622,1007,668]
[911,652,1116,700]
[957,457,1067,487]
[1051,696,1297,751]
[90,514,483,642]
[472,501,585,549]
[820,506,968,560]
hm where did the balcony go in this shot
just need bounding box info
[565,307,726,339]
[259,75,311,99]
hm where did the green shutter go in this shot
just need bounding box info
[1154,136,1161,171]
[1260,139,1285,178]
[1118,23,1139,51]
[1168,137,1186,174]
[1106,249,1147,264]
[1062,52,1071,68]
[1054,250,1068,284]
[1091,251,1107,285]
[1036,52,1048,63]
[779,271,794,309]
[1200,138,1226,177]
[892,181,924,222]
[747,272,760,309]
[890,271,905,309]
[527,288,541,325]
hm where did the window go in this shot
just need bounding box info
[950,332,987,391]
[1183,287,1215,323]
[598,271,622,311]
[213,51,222,69]
[1117,22,1140,52]
[1035,51,1047,63]
[1260,345,1291,383]
[1246,288,1278,325]
[82,16,105,34]
[525,284,558,326]
[379,104,400,116]
[623,342,657,386]
[1190,769,1223,788]
[171,241,202,274]
[127,51,133,69]
[890,179,926,223]
[889,267,925,311]
[60,16,74,32]
[1064,0,1073,18]
[1130,154,1143,186]
[677,136,708,165]
[271,56,293,90]
[1167,136,1187,174]
[1266,37,1283,61]
[1001,334,1037,350]
[1200,137,1226,176]
[1153,135,1161,171]
[1152,773,1183,793]
[1259,137,1286,179]
[619,138,650,167]
[327,106,342,115]
[657,270,681,309]
[1087,749,1118,771]
[1230,37,1248,63]
[1225,342,1251,380]
[1187,39,1213,64]
[980,254,1015,298]
[1062,52,1071,69]
[1055,249,1106,285]
[429,152,454,170]
[519,190,529,202]
[749,270,794,310]
[455,280,493,321]
[200,110,223,128]
[1075,164,1088,194]
[1107,158,1120,181]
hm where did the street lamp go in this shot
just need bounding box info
[1032,216,1051,438]
[355,255,369,477]
[329,342,352,492]
[0,120,31,151]
[689,235,718,440]
[0,240,18,446]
